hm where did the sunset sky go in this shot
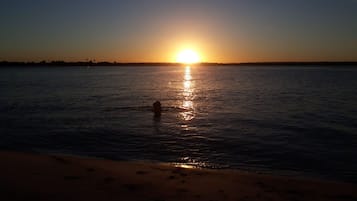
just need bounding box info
[1,0,356,63]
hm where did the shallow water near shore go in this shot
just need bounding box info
[1,65,357,182]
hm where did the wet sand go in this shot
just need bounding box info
[0,151,356,201]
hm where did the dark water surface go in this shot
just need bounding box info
[1,65,357,182]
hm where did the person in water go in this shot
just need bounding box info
[153,101,162,117]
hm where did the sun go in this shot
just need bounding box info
[176,49,200,64]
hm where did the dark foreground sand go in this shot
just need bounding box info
[0,152,356,201]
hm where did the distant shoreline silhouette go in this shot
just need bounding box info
[0,61,356,67]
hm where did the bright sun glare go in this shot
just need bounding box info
[176,49,200,64]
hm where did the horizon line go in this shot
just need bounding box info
[1,60,357,66]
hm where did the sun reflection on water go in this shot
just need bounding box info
[181,66,195,121]
[173,163,196,169]
[172,157,208,169]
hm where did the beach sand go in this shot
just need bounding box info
[0,152,356,201]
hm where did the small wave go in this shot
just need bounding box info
[103,105,191,113]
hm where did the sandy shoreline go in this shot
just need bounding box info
[0,151,356,201]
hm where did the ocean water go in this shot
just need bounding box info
[1,65,357,182]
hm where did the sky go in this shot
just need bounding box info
[1,0,357,63]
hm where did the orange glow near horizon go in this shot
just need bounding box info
[176,49,200,64]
